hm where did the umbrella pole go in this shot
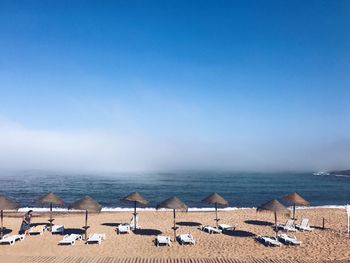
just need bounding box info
[293,203,296,220]
[50,202,53,233]
[173,209,176,242]
[134,201,137,230]
[215,203,218,228]
[274,211,278,238]
[85,210,88,240]
[1,210,3,239]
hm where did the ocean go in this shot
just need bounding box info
[0,171,349,211]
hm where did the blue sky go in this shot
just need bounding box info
[0,0,349,172]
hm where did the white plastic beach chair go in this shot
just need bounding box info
[177,234,195,245]
[278,219,297,232]
[58,234,82,246]
[0,234,25,245]
[278,234,301,245]
[155,235,171,246]
[218,224,235,232]
[256,235,282,247]
[296,218,314,231]
[29,225,46,235]
[86,233,106,245]
[51,225,64,234]
[130,214,140,230]
[201,225,222,234]
[117,224,130,234]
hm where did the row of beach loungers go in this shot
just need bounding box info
[278,218,314,232]
[0,225,64,245]
[0,217,313,247]
[256,234,301,247]
[256,218,314,247]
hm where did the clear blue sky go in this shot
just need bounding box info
[0,0,349,172]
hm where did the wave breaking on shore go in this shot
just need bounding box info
[16,204,348,213]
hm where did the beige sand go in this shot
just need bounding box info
[0,208,349,261]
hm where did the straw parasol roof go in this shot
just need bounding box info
[0,195,18,210]
[36,192,64,206]
[121,192,149,205]
[202,192,228,206]
[157,196,187,211]
[257,199,290,214]
[69,196,102,212]
[282,192,309,206]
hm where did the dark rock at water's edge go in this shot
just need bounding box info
[330,170,350,176]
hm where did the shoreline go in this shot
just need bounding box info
[10,204,349,213]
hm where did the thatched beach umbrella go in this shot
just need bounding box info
[157,196,187,241]
[0,195,18,239]
[257,199,289,238]
[282,192,310,220]
[69,196,102,240]
[121,192,149,230]
[35,192,64,232]
[202,192,228,228]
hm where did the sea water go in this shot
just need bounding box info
[0,171,349,210]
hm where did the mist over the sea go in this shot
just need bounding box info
[0,119,349,174]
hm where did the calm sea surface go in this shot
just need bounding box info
[0,172,349,208]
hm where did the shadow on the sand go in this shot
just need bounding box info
[176,221,201,227]
[244,220,273,226]
[224,230,255,237]
[101,222,123,227]
[133,229,162,236]
[311,226,326,230]
[0,228,13,235]
[64,228,85,235]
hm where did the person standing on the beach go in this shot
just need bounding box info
[19,210,33,234]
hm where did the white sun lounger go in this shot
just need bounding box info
[218,224,235,232]
[201,225,222,234]
[177,234,195,245]
[86,233,105,244]
[278,219,297,232]
[51,225,65,234]
[278,234,301,245]
[58,234,82,246]
[0,234,25,245]
[296,218,314,231]
[116,224,130,234]
[29,225,46,235]
[155,235,171,246]
[256,235,282,247]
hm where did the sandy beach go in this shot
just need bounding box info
[1,208,349,262]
